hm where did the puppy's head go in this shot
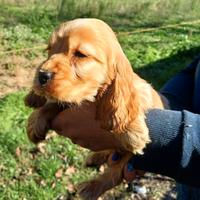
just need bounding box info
[33,18,127,104]
[31,18,152,153]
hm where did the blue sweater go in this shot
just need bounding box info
[131,55,200,187]
[131,109,200,187]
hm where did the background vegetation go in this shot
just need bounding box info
[1,0,200,199]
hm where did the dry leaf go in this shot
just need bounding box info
[99,165,105,173]
[65,166,76,175]
[46,131,57,140]
[40,180,46,187]
[51,182,56,188]
[55,168,63,178]
[37,143,46,154]
[36,178,46,187]
[27,167,34,175]
[15,147,21,157]
[66,183,75,193]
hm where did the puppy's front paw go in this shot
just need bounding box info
[24,91,46,108]
[78,180,102,200]
[27,110,49,144]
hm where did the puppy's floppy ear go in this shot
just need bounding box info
[97,51,140,132]
[97,51,151,153]
[24,90,46,108]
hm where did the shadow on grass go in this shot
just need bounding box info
[135,46,200,89]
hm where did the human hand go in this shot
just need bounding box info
[51,102,123,151]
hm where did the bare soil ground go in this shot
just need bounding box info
[0,55,45,97]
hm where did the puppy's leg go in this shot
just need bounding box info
[85,151,111,168]
[117,117,150,155]
[27,103,65,143]
[78,152,132,200]
[24,90,46,108]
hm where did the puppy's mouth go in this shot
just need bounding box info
[49,100,76,109]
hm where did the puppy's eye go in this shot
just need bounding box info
[74,51,87,58]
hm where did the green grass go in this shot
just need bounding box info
[1,0,200,199]
[0,92,94,200]
[0,3,57,60]
[118,25,200,88]
[58,0,200,26]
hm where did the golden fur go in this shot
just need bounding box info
[25,18,168,200]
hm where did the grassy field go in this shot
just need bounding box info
[1,0,200,199]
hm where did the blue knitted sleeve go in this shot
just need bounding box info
[130,109,200,187]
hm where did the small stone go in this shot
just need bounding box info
[134,185,147,198]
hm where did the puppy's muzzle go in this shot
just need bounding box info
[38,70,54,86]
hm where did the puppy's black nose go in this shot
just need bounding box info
[38,70,54,85]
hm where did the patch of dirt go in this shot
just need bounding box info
[0,55,45,97]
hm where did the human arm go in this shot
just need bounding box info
[51,105,200,187]
[51,103,123,151]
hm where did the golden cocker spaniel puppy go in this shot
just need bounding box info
[25,18,168,200]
